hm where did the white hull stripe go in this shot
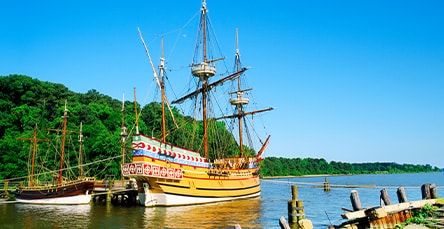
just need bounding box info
[139,191,260,207]
[15,194,92,205]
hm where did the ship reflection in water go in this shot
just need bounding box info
[2,197,262,228]
[12,204,92,228]
[142,198,262,228]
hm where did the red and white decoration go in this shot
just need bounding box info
[122,162,183,180]
[132,141,207,163]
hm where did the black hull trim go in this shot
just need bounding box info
[15,181,94,200]
[162,190,261,199]
[157,182,260,192]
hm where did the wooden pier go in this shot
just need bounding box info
[92,179,139,206]
[336,183,443,229]
[0,180,15,199]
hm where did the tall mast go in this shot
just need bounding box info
[134,87,139,134]
[201,0,209,159]
[160,38,167,142]
[191,0,216,159]
[120,94,128,185]
[19,124,49,187]
[20,124,39,187]
[78,122,83,177]
[202,1,208,63]
[234,28,246,157]
[221,29,274,157]
[120,94,128,164]
[30,124,38,186]
[137,27,178,140]
[58,100,68,185]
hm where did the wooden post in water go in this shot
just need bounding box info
[421,184,431,200]
[323,177,330,192]
[4,180,8,195]
[350,190,362,211]
[287,185,305,229]
[430,183,438,199]
[296,201,305,223]
[107,180,114,203]
[380,188,391,206]
[397,187,408,203]
[292,185,298,200]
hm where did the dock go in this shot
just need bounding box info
[335,184,443,229]
[91,179,139,206]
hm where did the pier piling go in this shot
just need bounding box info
[430,183,438,199]
[350,190,362,211]
[338,183,442,229]
[397,187,408,203]
[421,183,431,199]
[323,177,330,192]
[380,188,391,206]
[285,185,310,229]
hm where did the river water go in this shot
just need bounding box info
[1,172,442,228]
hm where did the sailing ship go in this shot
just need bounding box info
[15,101,95,204]
[122,0,272,206]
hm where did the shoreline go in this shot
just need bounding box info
[262,174,343,179]
[261,171,443,179]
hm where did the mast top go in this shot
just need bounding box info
[192,0,216,80]
[235,28,240,58]
[202,0,207,12]
[64,99,68,114]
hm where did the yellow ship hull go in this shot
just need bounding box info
[122,135,261,207]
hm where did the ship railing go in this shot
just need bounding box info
[17,177,95,190]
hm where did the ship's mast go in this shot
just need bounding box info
[134,87,139,134]
[29,124,38,186]
[160,38,167,142]
[19,124,49,187]
[172,1,259,159]
[78,122,84,177]
[137,27,179,143]
[218,29,274,158]
[232,28,248,157]
[191,0,216,159]
[19,124,39,187]
[120,94,128,186]
[58,100,69,185]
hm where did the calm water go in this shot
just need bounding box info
[1,173,442,228]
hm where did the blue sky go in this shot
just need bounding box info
[1,1,443,168]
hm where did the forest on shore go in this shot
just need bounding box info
[0,75,441,183]
[260,157,440,177]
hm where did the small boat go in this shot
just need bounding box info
[15,101,95,204]
[122,0,272,206]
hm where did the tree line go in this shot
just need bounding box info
[0,74,243,183]
[260,157,441,177]
[0,75,440,183]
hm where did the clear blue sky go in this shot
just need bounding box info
[2,1,443,168]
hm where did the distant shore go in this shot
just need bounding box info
[261,171,442,179]
[262,174,342,179]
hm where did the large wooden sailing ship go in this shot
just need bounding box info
[122,0,272,207]
[15,102,95,204]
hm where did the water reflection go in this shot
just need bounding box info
[141,198,262,228]
[1,174,441,228]
[9,204,91,228]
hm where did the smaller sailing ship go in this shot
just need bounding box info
[15,101,95,204]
